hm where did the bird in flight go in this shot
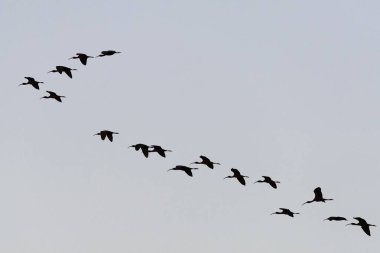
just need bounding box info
[97,50,121,57]
[94,130,119,142]
[302,187,333,205]
[48,66,77,78]
[129,143,150,158]
[346,217,376,236]
[69,53,94,65]
[224,168,249,185]
[271,208,300,217]
[190,155,220,169]
[40,91,65,102]
[324,216,347,221]
[149,145,172,157]
[19,77,44,90]
[168,165,198,177]
[254,176,280,189]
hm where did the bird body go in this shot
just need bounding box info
[48,66,77,78]
[69,53,94,65]
[224,168,249,185]
[97,50,121,57]
[129,143,150,158]
[271,208,300,217]
[347,217,376,236]
[94,130,119,142]
[168,165,198,177]
[302,187,333,205]
[254,176,280,189]
[41,91,65,102]
[324,216,347,221]
[191,155,220,169]
[19,77,43,90]
[149,145,172,157]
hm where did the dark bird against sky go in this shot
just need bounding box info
[94,130,119,142]
[69,53,94,65]
[346,217,376,236]
[224,168,249,185]
[271,208,300,217]
[149,145,172,157]
[48,66,77,79]
[40,91,65,102]
[190,155,220,169]
[19,77,44,90]
[96,50,121,57]
[254,176,280,189]
[129,143,150,158]
[168,165,198,177]
[302,187,333,205]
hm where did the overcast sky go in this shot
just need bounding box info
[1,1,379,252]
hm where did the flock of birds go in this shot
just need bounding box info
[19,50,376,237]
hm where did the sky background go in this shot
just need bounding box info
[1,0,379,252]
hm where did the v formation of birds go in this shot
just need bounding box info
[19,50,376,238]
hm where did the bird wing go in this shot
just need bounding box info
[31,83,39,90]
[46,91,56,96]
[25,77,34,82]
[100,132,107,140]
[185,169,193,177]
[269,180,277,189]
[106,132,113,142]
[314,187,323,199]
[56,96,62,102]
[231,168,240,176]
[62,68,73,78]
[79,55,87,65]
[237,176,246,185]
[142,146,149,158]
[361,225,371,236]
[354,217,367,224]
[157,148,166,157]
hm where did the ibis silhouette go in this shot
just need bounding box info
[41,91,65,102]
[129,143,150,158]
[224,168,249,185]
[69,53,94,65]
[149,145,172,157]
[19,77,43,90]
[346,217,376,236]
[168,165,198,177]
[48,66,77,78]
[271,208,300,217]
[254,176,280,189]
[190,155,220,169]
[302,187,333,205]
[97,50,121,57]
[94,130,119,142]
[324,216,347,221]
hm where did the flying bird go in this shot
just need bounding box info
[48,66,77,78]
[254,176,280,189]
[94,130,119,142]
[19,77,43,90]
[149,145,172,157]
[346,217,376,236]
[302,187,333,205]
[271,208,300,217]
[96,50,121,57]
[168,165,198,177]
[40,91,65,102]
[129,143,150,158]
[324,216,347,221]
[69,53,94,65]
[190,155,220,169]
[224,168,249,185]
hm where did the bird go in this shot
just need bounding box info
[224,168,249,185]
[96,50,121,57]
[69,53,94,65]
[168,165,198,177]
[129,143,150,158]
[271,208,300,217]
[254,176,280,189]
[19,77,43,90]
[94,130,119,142]
[324,216,347,221]
[149,145,172,157]
[302,187,333,205]
[48,66,77,78]
[40,91,65,102]
[190,155,220,169]
[346,217,376,236]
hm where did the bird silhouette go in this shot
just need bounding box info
[96,50,121,57]
[324,216,347,221]
[168,165,198,177]
[129,143,150,158]
[48,66,77,78]
[190,155,220,169]
[271,208,300,217]
[346,217,376,236]
[254,176,280,189]
[149,145,172,157]
[94,130,119,142]
[302,187,333,205]
[19,77,43,90]
[224,168,249,185]
[69,53,94,65]
[40,91,65,102]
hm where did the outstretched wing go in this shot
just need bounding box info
[100,132,107,140]
[79,55,87,65]
[269,180,277,189]
[31,83,39,90]
[142,146,149,158]
[62,68,73,78]
[237,176,246,185]
[157,148,166,157]
[314,187,323,199]
[231,168,240,176]
[185,169,193,177]
[361,225,371,236]
[25,77,35,82]
[106,132,113,142]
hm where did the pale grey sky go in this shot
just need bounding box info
[1,1,379,252]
